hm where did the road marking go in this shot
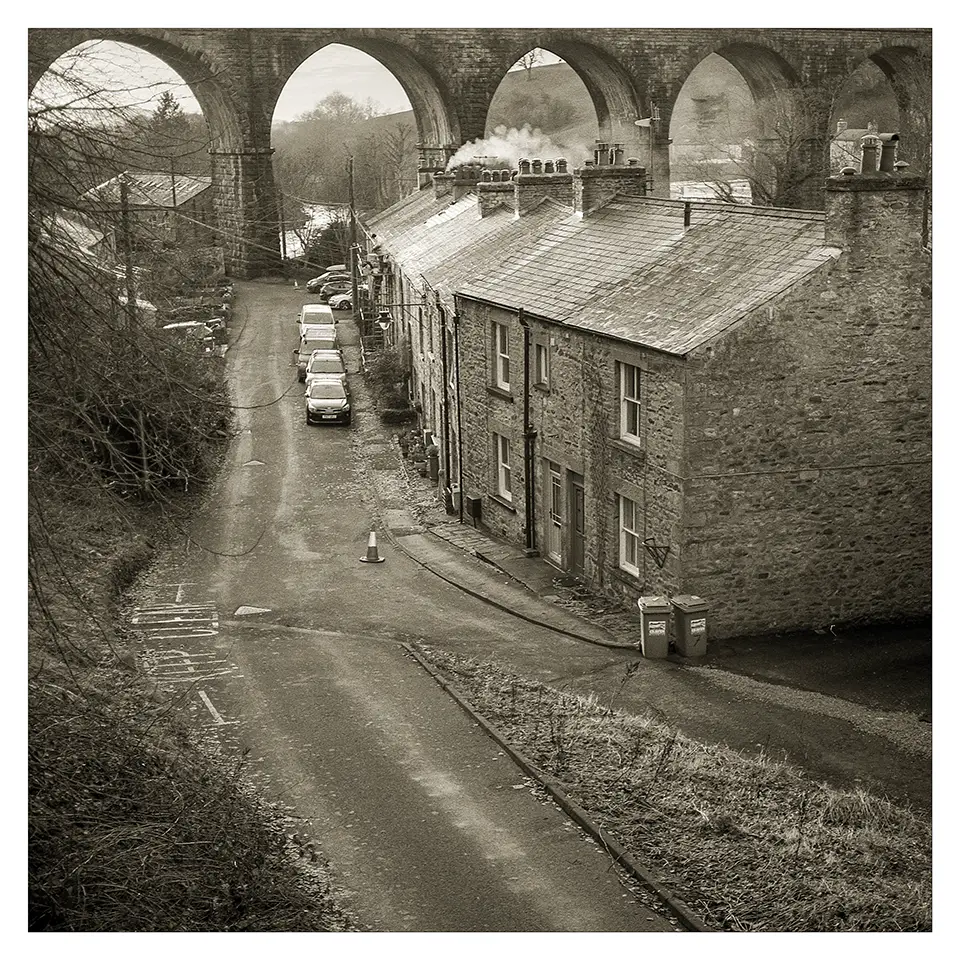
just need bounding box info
[198,690,226,725]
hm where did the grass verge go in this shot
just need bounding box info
[416,644,932,933]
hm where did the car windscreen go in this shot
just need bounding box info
[307,381,346,399]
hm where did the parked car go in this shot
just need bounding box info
[298,302,336,328]
[329,292,353,311]
[304,349,347,388]
[305,271,350,292]
[305,378,352,425]
[317,280,352,303]
[295,331,340,380]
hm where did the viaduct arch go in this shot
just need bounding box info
[28,27,931,277]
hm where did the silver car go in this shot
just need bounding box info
[304,350,347,388]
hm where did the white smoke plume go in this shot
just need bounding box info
[445,124,592,171]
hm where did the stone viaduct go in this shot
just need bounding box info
[29,27,932,276]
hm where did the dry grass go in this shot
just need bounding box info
[418,645,932,932]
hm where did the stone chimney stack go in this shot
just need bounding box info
[434,163,484,201]
[825,149,927,263]
[477,169,514,217]
[836,118,848,134]
[574,159,648,215]
[512,158,575,216]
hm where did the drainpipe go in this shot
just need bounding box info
[517,307,538,555]
[437,294,453,510]
[453,296,465,524]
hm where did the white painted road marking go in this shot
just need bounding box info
[198,690,227,725]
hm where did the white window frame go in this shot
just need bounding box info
[534,340,550,387]
[620,362,642,443]
[493,321,510,391]
[619,495,641,576]
[495,433,513,502]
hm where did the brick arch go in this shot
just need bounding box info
[485,38,642,146]
[264,35,461,148]
[28,31,243,151]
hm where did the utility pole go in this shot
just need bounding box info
[119,174,137,330]
[278,191,287,262]
[348,156,360,335]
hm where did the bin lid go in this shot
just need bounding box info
[671,594,708,613]
[637,595,671,613]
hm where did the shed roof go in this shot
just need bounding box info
[81,172,212,209]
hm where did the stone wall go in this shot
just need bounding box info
[680,177,931,637]
[458,300,687,603]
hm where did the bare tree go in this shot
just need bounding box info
[516,48,543,80]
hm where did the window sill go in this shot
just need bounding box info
[486,385,515,402]
[488,493,517,514]
[611,565,641,587]
[608,437,645,459]
[533,382,551,394]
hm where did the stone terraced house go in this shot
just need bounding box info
[365,155,931,640]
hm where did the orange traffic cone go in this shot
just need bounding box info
[359,530,385,563]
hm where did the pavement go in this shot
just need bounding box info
[344,327,932,814]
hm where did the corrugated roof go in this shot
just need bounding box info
[459,196,839,355]
[82,172,212,208]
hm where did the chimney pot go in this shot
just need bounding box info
[544,160,555,174]
[878,133,900,173]
[894,160,911,172]
[836,119,848,134]
[556,158,567,173]
[860,134,881,173]
[531,159,543,174]
[481,169,492,182]
[519,158,531,175]
[840,166,857,176]
[627,157,641,166]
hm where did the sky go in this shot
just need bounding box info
[29,39,564,125]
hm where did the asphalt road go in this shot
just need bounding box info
[130,280,677,932]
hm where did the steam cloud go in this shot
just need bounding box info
[446,124,592,171]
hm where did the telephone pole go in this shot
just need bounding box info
[348,156,361,335]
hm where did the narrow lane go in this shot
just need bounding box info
[131,280,676,931]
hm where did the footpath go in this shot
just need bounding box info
[336,304,933,814]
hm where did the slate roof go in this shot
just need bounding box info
[366,189,567,300]
[459,196,839,356]
[81,172,212,209]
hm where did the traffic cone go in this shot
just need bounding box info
[359,530,385,563]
